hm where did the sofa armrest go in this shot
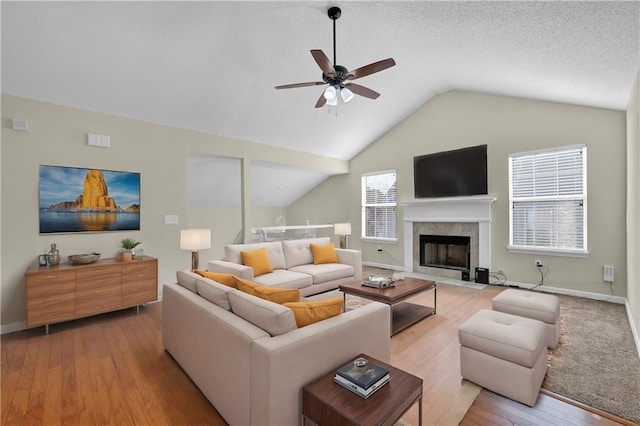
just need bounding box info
[250,302,390,425]
[335,248,363,281]
[207,259,255,280]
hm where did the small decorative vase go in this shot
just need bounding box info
[47,243,61,266]
[122,251,133,261]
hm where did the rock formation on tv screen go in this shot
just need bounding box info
[49,170,119,211]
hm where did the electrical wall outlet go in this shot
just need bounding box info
[534,259,543,268]
[603,265,614,282]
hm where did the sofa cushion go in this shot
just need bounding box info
[252,269,313,289]
[282,298,343,327]
[176,270,199,293]
[233,276,300,304]
[194,270,238,288]
[310,243,339,264]
[282,237,330,268]
[228,290,297,336]
[195,277,234,311]
[288,263,355,284]
[224,241,286,270]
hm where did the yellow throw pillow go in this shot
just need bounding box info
[310,243,339,265]
[233,276,300,304]
[240,247,273,276]
[194,270,238,288]
[282,298,343,327]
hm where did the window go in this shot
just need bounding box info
[508,144,587,256]
[362,171,397,241]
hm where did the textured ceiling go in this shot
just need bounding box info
[2,1,639,161]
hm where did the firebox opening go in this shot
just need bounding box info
[419,234,471,275]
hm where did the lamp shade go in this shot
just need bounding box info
[180,228,211,250]
[334,223,352,236]
[340,87,354,103]
[323,85,337,101]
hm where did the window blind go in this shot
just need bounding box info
[509,145,587,253]
[362,171,397,240]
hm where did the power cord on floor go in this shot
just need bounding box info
[377,247,403,267]
[605,281,614,301]
[530,265,549,291]
[490,271,507,285]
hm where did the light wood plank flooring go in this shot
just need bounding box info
[1,280,629,425]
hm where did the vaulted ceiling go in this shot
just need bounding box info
[3,2,639,209]
[3,1,639,163]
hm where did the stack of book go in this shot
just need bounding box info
[362,276,396,289]
[333,358,390,399]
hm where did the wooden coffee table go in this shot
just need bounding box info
[340,277,436,336]
[302,353,423,426]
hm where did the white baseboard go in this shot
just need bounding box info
[624,299,640,358]
[362,261,409,272]
[1,321,25,335]
[364,261,638,354]
[495,278,627,305]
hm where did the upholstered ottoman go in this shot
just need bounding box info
[492,289,560,349]
[458,309,547,406]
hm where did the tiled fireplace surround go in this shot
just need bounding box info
[401,197,496,280]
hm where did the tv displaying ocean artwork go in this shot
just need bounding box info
[39,165,141,234]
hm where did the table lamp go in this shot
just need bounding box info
[334,223,352,249]
[180,228,211,270]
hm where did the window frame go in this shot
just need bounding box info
[361,170,397,243]
[508,144,588,258]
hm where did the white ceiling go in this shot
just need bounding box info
[2,1,639,163]
[7,1,638,214]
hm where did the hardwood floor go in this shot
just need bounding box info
[1,304,226,426]
[1,280,629,425]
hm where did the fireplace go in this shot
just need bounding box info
[419,234,471,272]
[401,197,496,281]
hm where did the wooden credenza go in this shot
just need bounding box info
[24,256,157,332]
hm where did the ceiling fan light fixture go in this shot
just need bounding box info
[341,87,354,103]
[327,97,338,106]
[323,85,337,101]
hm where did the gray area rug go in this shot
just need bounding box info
[542,294,640,424]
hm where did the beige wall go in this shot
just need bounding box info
[627,69,640,334]
[1,90,631,330]
[0,94,348,329]
[290,91,628,297]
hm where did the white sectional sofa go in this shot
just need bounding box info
[162,270,391,425]
[207,237,362,296]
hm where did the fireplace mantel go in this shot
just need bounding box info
[400,196,496,272]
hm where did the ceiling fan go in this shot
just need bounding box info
[275,6,396,108]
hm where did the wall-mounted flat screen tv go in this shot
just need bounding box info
[39,165,140,233]
[413,144,488,198]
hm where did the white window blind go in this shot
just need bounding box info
[509,145,587,255]
[362,171,397,240]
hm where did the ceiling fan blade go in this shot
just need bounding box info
[310,50,336,77]
[346,58,396,80]
[275,81,325,90]
[344,83,380,99]
[315,92,327,108]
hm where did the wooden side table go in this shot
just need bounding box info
[302,354,423,426]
